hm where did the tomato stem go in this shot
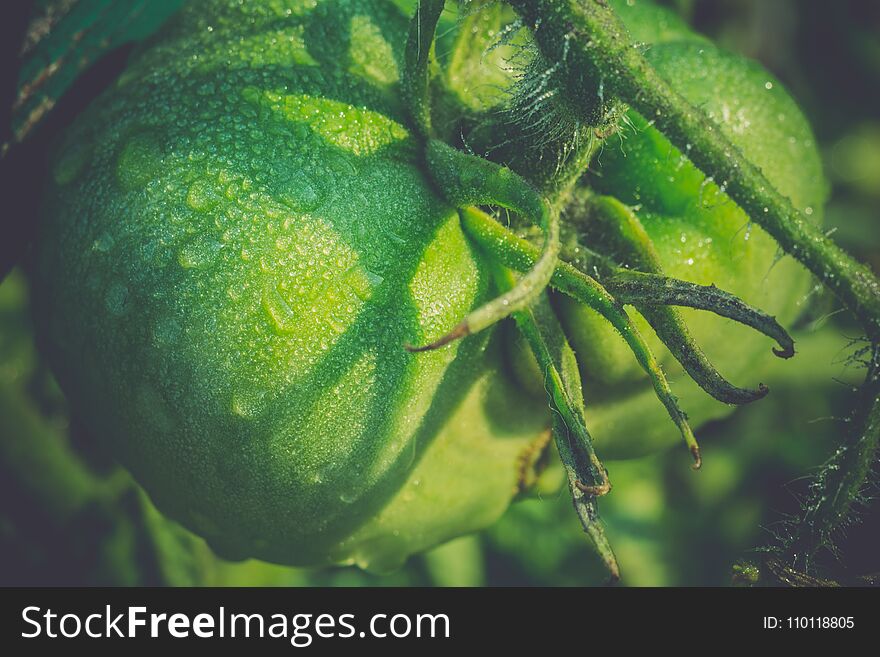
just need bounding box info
[407,140,560,351]
[604,271,795,360]
[493,267,619,582]
[782,348,880,570]
[402,3,565,351]
[461,206,701,468]
[402,0,445,138]
[507,0,880,340]
[574,193,773,405]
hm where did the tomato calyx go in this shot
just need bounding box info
[395,0,826,576]
[563,192,777,406]
[405,139,560,351]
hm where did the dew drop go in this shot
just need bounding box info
[153,315,182,345]
[116,130,163,190]
[277,170,322,212]
[231,387,267,418]
[105,281,129,315]
[262,282,297,332]
[54,141,93,185]
[344,268,381,301]
[92,232,115,253]
[326,152,357,177]
[178,237,221,269]
[186,178,221,212]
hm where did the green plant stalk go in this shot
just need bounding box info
[403,5,562,349]
[469,197,867,571]
[408,139,560,350]
[461,206,700,466]
[463,202,795,369]
[579,193,770,405]
[604,271,794,359]
[507,0,880,340]
[466,200,791,342]
[493,267,619,581]
[402,0,445,138]
[542,130,604,204]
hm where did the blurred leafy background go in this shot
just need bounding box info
[1,0,878,586]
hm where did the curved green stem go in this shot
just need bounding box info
[402,0,446,138]
[579,193,771,404]
[507,0,880,339]
[604,271,795,359]
[401,6,563,351]
[461,206,701,467]
[407,139,560,351]
[494,267,618,581]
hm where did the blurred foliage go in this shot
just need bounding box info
[1,0,878,586]
[11,0,184,145]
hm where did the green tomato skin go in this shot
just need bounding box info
[558,40,826,458]
[32,0,549,570]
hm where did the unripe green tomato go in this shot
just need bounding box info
[441,0,705,118]
[32,0,550,571]
[608,0,708,46]
[557,40,826,458]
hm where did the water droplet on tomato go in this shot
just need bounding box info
[105,281,129,315]
[153,315,182,345]
[54,141,93,185]
[178,237,221,269]
[186,178,220,211]
[92,232,115,253]
[326,152,357,177]
[231,387,267,418]
[276,170,321,212]
[116,130,163,190]
[262,281,297,333]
